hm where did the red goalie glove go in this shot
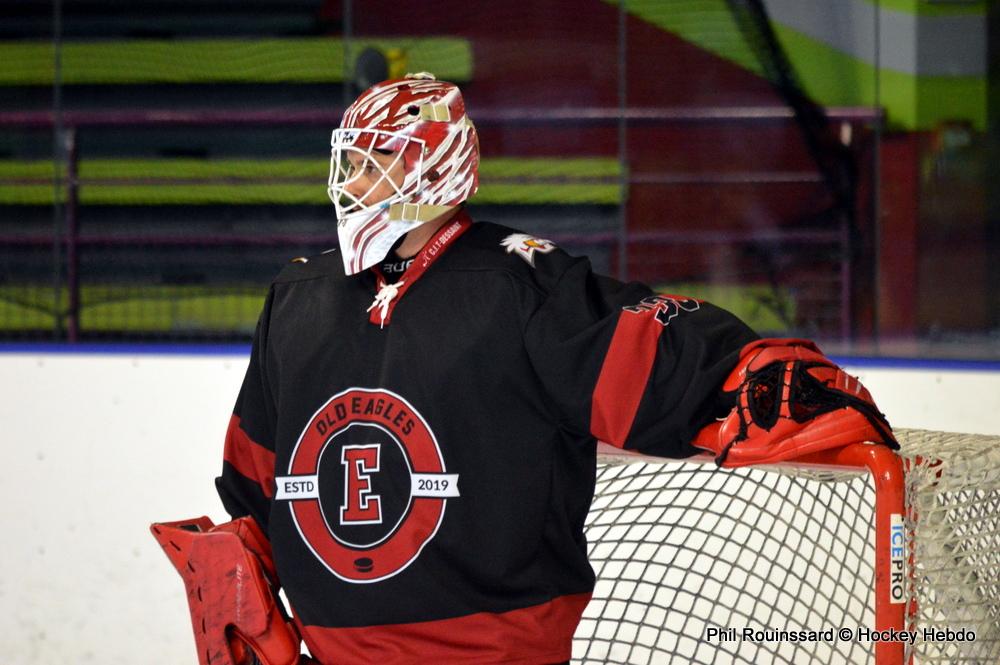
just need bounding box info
[150,516,302,665]
[692,338,897,467]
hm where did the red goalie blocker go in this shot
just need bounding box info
[693,339,897,467]
[150,516,304,665]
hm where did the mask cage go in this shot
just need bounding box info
[327,128,425,223]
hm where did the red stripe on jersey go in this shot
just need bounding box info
[222,414,276,498]
[297,592,590,665]
[590,309,664,448]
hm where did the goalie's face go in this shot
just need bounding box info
[331,148,407,218]
[328,128,423,223]
[342,149,405,208]
[327,128,430,274]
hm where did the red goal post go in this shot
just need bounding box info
[581,429,1000,664]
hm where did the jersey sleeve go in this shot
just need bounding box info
[216,288,278,531]
[523,256,759,458]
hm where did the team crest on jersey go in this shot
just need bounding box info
[623,295,701,327]
[501,233,556,266]
[276,388,458,583]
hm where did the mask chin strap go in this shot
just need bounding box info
[387,202,454,222]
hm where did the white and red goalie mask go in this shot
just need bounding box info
[328,73,480,275]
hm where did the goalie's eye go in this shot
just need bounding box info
[351,158,385,180]
[339,154,379,181]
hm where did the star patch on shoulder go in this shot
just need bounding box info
[501,233,556,267]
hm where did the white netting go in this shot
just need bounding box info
[902,430,1000,664]
[576,429,1000,664]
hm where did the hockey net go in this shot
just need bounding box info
[576,429,1000,664]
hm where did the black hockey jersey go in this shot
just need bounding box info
[217,211,758,665]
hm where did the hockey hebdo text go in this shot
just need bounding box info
[704,626,976,646]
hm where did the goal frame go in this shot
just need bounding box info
[595,441,907,664]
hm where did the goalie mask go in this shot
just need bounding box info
[328,73,480,275]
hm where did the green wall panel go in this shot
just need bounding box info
[618,0,987,129]
[0,157,623,205]
[0,37,473,85]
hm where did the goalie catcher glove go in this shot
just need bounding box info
[692,338,897,467]
[150,516,301,665]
